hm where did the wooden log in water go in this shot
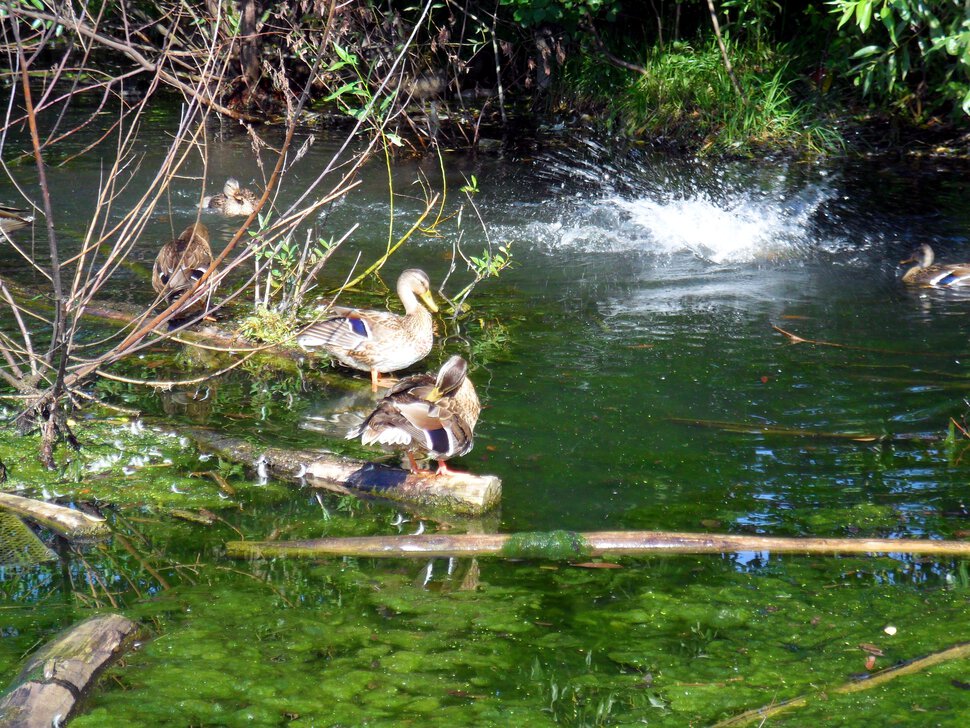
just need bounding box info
[226,529,970,560]
[0,492,110,539]
[0,613,140,727]
[185,427,501,515]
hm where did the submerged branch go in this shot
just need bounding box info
[771,324,959,357]
[666,417,937,443]
[714,640,970,727]
[0,492,110,539]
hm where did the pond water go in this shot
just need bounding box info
[3,102,970,726]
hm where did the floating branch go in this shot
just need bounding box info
[184,427,501,516]
[0,492,109,540]
[714,640,970,727]
[0,613,140,726]
[225,529,970,560]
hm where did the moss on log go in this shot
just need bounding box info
[226,529,970,560]
[185,427,501,516]
[0,493,110,540]
[0,614,140,727]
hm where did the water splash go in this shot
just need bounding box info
[519,143,838,264]
[613,183,832,264]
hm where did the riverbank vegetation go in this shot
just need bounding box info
[5,1,970,159]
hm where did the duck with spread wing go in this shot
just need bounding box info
[348,355,480,475]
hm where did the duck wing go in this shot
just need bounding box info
[352,394,473,459]
[0,205,32,234]
[297,310,400,351]
[930,264,970,287]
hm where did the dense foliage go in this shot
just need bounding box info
[5,1,970,151]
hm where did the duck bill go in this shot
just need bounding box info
[419,290,438,313]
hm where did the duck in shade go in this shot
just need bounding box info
[0,204,32,235]
[201,178,258,217]
[348,355,480,474]
[152,223,216,314]
[296,269,438,391]
[900,244,970,287]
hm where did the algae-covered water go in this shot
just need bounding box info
[4,104,970,725]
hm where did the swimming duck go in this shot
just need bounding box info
[152,223,216,313]
[201,178,258,217]
[348,355,480,474]
[296,269,438,391]
[900,244,970,287]
[0,204,32,235]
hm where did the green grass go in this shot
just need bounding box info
[560,37,843,157]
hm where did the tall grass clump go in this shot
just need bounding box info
[562,37,842,157]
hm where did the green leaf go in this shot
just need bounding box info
[837,2,856,30]
[855,0,873,33]
[334,44,356,64]
[851,45,883,58]
[324,83,359,102]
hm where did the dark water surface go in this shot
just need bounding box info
[4,106,970,725]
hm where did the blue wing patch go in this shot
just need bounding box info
[348,317,368,337]
[937,273,960,287]
[427,427,450,455]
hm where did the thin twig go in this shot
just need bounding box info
[705,0,742,97]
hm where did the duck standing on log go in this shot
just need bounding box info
[152,222,216,315]
[201,178,258,217]
[296,269,438,391]
[348,355,480,474]
[900,244,970,287]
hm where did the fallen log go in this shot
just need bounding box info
[226,529,970,560]
[0,613,140,728]
[714,640,970,727]
[185,427,501,516]
[0,493,110,540]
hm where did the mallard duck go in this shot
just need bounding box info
[348,355,480,474]
[152,223,215,313]
[0,204,32,235]
[296,269,438,391]
[900,244,970,287]
[201,178,258,217]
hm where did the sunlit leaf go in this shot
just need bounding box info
[851,45,883,58]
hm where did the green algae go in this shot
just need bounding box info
[46,543,969,727]
[500,530,592,561]
[0,417,290,513]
